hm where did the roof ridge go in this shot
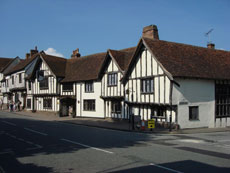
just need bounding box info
[67,52,106,62]
[143,37,229,53]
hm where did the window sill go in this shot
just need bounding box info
[85,91,94,93]
[108,85,117,87]
[83,110,96,112]
[141,92,154,94]
[189,119,200,121]
[63,90,73,92]
[111,112,121,114]
[40,88,49,90]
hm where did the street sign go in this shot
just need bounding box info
[148,119,155,129]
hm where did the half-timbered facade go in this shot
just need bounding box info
[26,51,66,113]
[0,57,21,105]
[123,45,174,123]
[100,48,135,119]
[123,25,230,128]
[1,24,230,130]
[2,50,38,109]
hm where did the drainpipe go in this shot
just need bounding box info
[169,81,173,132]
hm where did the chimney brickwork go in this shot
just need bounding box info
[207,43,215,49]
[26,46,38,59]
[142,25,159,40]
[71,48,81,58]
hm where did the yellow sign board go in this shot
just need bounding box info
[148,119,155,129]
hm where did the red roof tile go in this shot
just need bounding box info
[142,37,230,80]
[61,52,106,83]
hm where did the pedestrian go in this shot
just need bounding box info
[0,99,3,110]
[10,101,13,112]
[13,102,16,111]
[18,101,21,111]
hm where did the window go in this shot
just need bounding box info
[141,78,154,93]
[39,77,48,89]
[19,73,22,83]
[27,99,31,108]
[85,81,94,92]
[12,76,14,85]
[215,83,230,117]
[43,98,52,109]
[83,100,95,111]
[111,101,121,113]
[108,73,117,86]
[28,82,31,90]
[189,106,199,120]
[6,80,8,87]
[63,83,73,91]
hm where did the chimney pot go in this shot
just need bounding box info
[142,25,159,40]
[26,53,30,60]
[71,48,81,58]
[207,43,215,49]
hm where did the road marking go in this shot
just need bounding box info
[4,132,43,150]
[150,163,184,173]
[61,138,114,154]
[1,120,16,126]
[0,150,13,155]
[24,128,48,136]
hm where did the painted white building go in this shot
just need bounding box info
[60,50,106,118]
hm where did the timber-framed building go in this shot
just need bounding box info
[1,24,230,129]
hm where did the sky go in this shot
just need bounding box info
[0,0,230,59]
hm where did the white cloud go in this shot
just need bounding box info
[44,48,64,57]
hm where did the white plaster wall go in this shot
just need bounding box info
[172,78,215,129]
[76,81,104,118]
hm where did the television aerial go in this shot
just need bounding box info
[205,29,214,43]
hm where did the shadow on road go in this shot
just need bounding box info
[0,115,156,172]
[108,160,230,173]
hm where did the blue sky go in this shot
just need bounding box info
[0,0,229,59]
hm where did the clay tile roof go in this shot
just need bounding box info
[61,52,107,83]
[109,47,136,71]
[4,56,35,75]
[0,57,14,72]
[41,52,67,77]
[143,37,230,80]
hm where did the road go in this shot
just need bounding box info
[0,111,230,173]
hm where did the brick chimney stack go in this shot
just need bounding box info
[71,48,81,58]
[142,25,159,40]
[26,46,38,59]
[207,43,215,49]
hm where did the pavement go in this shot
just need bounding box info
[1,109,230,134]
